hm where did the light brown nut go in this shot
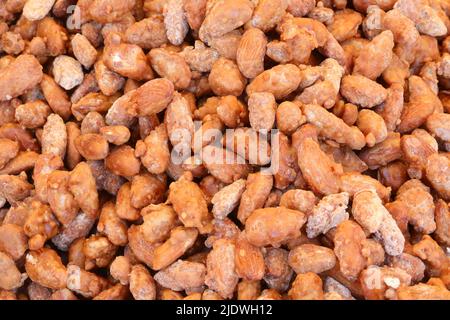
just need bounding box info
[359,265,411,300]
[0,223,28,260]
[40,74,72,120]
[93,283,128,300]
[127,225,159,267]
[0,123,39,152]
[340,75,387,108]
[88,159,125,195]
[434,200,450,247]
[105,145,140,177]
[99,125,130,146]
[215,96,247,128]
[116,182,140,221]
[135,124,169,174]
[183,0,207,31]
[182,41,219,73]
[51,212,96,251]
[247,64,301,100]
[303,104,366,150]
[130,264,156,300]
[248,92,276,132]
[288,272,324,300]
[141,204,178,244]
[205,238,239,299]
[130,173,165,209]
[199,0,253,42]
[42,114,67,160]
[168,173,212,234]
[163,0,189,45]
[426,112,450,143]
[133,78,175,117]
[211,179,246,219]
[272,132,298,190]
[398,76,442,133]
[66,122,81,170]
[276,101,305,135]
[297,138,341,195]
[94,59,125,96]
[209,57,247,96]
[25,248,67,290]
[154,259,206,291]
[66,264,108,298]
[397,281,450,300]
[382,54,410,87]
[53,55,84,90]
[0,174,33,205]
[289,244,336,274]
[151,226,198,270]
[125,16,168,49]
[0,54,43,101]
[71,34,98,69]
[306,192,349,238]
[50,288,78,300]
[400,129,438,179]
[75,133,109,161]
[320,143,368,173]
[0,138,19,169]
[357,109,388,147]
[89,0,136,24]
[148,48,191,90]
[33,154,63,203]
[69,162,99,218]
[15,100,51,129]
[359,132,402,170]
[237,280,261,300]
[83,234,117,270]
[333,220,368,281]
[0,251,26,290]
[0,150,38,175]
[353,30,394,80]
[97,202,128,246]
[103,42,153,81]
[22,0,55,21]
[205,217,240,248]
[279,189,317,215]
[23,201,59,251]
[36,17,68,56]
[328,9,362,42]
[237,172,273,224]
[235,234,265,281]
[236,28,267,79]
[353,190,404,256]
[387,253,426,283]
[158,288,183,300]
[378,161,408,192]
[324,277,354,300]
[413,235,449,277]
[110,256,131,285]
[266,40,292,64]
[165,92,194,148]
[425,153,450,201]
[286,0,314,16]
[208,30,242,60]
[71,92,113,121]
[247,0,287,32]
[67,238,86,268]
[201,145,250,184]
[245,207,306,247]
[394,0,447,37]
[47,170,79,226]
